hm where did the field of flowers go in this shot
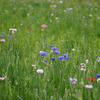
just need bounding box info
[0,0,100,100]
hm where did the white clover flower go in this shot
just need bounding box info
[37,69,44,73]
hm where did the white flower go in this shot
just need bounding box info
[32,65,36,67]
[39,51,44,53]
[98,60,100,62]
[69,78,77,84]
[72,48,75,51]
[89,15,92,17]
[98,17,100,19]
[97,78,100,83]
[81,63,86,67]
[59,1,63,3]
[85,85,93,89]
[67,8,73,11]
[37,69,44,73]
[29,5,31,7]
[55,17,58,20]
[51,13,54,16]
[81,68,86,71]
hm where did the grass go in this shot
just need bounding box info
[0,0,100,100]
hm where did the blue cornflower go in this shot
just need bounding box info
[58,56,64,60]
[45,42,48,45]
[69,78,77,84]
[71,11,73,13]
[40,52,47,56]
[52,47,58,50]
[0,36,4,38]
[87,15,89,17]
[8,35,11,39]
[51,57,55,61]
[44,60,47,62]
[63,54,68,57]
[75,17,78,19]
[65,57,69,60]
[95,74,100,78]
[77,22,79,24]
[63,54,69,60]
[49,45,53,47]
[55,51,60,54]
[68,12,70,14]
[33,17,35,19]
[1,32,4,35]
[21,22,23,24]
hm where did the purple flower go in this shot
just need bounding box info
[8,35,11,39]
[65,57,69,60]
[1,32,4,35]
[49,45,53,47]
[62,54,69,60]
[63,54,68,57]
[45,42,48,45]
[69,78,77,84]
[95,74,100,78]
[55,51,60,54]
[58,56,64,60]
[44,60,47,62]
[0,36,4,38]
[52,47,58,50]
[51,57,55,61]
[40,52,47,56]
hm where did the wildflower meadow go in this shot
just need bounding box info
[0,0,100,100]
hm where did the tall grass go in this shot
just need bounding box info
[0,0,100,100]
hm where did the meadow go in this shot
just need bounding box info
[0,0,100,100]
